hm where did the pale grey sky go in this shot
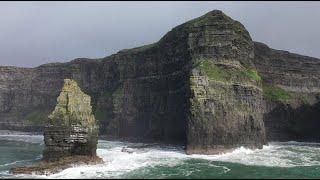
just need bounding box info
[0,1,319,67]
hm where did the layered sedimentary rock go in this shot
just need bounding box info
[0,60,117,132]
[43,79,99,161]
[253,42,320,141]
[10,79,101,175]
[0,10,319,154]
[185,11,266,154]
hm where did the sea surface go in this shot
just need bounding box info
[1,134,320,179]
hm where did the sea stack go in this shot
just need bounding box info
[10,79,102,175]
[43,78,99,161]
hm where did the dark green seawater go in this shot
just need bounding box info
[1,134,320,179]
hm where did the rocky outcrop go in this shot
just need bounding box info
[10,155,103,175]
[0,10,319,154]
[43,79,99,161]
[0,59,118,133]
[10,79,102,175]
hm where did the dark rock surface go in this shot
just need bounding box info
[254,42,320,142]
[0,10,319,154]
[10,79,102,175]
[185,10,266,154]
[10,155,103,175]
[42,79,99,161]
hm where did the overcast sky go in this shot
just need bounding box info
[0,1,320,67]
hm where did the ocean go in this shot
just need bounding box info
[1,134,320,179]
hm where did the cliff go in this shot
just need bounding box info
[0,59,116,132]
[185,11,266,154]
[0,10,319,154]
[253,42,320,141]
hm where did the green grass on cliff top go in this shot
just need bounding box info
[263,84,292,103]
[244,69,261,81]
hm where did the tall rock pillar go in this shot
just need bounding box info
[43,79,99,161]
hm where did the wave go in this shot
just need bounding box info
[189,142,320,168]
[40,141,188,179]
[22,141,320,179]
[3,136,320,178]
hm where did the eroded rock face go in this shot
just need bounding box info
[0,10,268,154]
[253,42,320,142]
[186,10,266,154]
[0,10,320,154]
[43,79,98,161]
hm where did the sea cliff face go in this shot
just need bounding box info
[0,10,319,154]
[185,11,266,154]
[253,42,320,142]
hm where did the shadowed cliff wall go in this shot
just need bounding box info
[0,10,319,152]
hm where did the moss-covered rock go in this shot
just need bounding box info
[244,69,261,82]
[186,10,266,154]
[43,79,99,161]
[263,84,292,103]
[11,79,102,175]
[48,79,96,126]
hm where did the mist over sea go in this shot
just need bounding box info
[1,133,320,179]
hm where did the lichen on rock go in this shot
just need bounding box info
[10,79,102,175]
[48,79,96,127]
[43,78,99,161]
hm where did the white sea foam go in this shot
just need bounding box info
[3,136,320,178]
[189,142,320,167]
[42,141,188,179]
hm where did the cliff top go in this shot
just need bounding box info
[184,9,235,26]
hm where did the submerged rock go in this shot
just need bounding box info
[121,147,134,154]
[10,79,102,175]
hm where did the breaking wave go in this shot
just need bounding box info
[2,134,320,178]
[189,141,320,167]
